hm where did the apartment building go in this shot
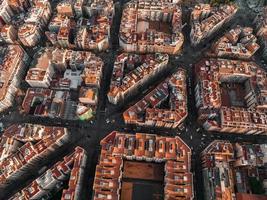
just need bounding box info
[18,23,42,47]
[0,0,30,24]
[45,0,114,51]
[0,45,29,112]
[195,58,267,134]
[209,26,260,59]
[76,86,98,120]
[79,87,98,106]
[57,1,75,17]
[123,69,187,129]
[190,4,237,46]
[18,0,52,47]
[84,0,114,16]
[22,88,73,119]
[0,124,68,162]
[201,140,267,200]
[26,50,54,88]
[93,131,193,200]
[119,0,184,54]
[26,48,103,89]
[201,140,235,200]
[9,146,87,200]
[0,24,17,43]
[48,14,70,33]
[108,53,169,104]
[0,124,71,185]
[254,7,267,60]
[61,147,87,200]
[24,48,103,120]
[81,56,103,88]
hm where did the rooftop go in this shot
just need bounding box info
[0,45,27,105]
[209,26,260,59]
[45,0,114,51]
[107,53,169,104]
[93,131,193,200]
[195,58,267,134]
[201,140,267,200]
[25,49,52,82]
[22,88,70,118]
[10,146,87,200]
[119,0,184,54]
[190,3,237,45]
[123,69,187,129]
[0,124,69,184]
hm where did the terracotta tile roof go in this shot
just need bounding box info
[93,131,193,200]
